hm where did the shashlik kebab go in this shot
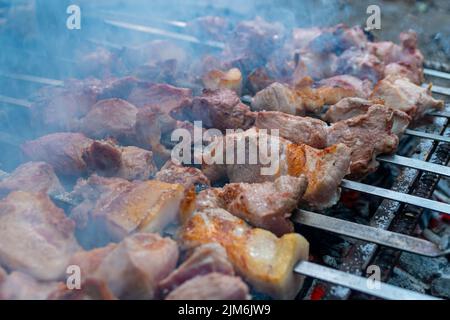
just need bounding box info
[1,14,447,300]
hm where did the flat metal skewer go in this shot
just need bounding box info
[0,72,64,87]
[104,19,225,49]
[341,179,450,214]
[377,154,450,178]
[294,210,449,257]
[0,95,32,108]
[294,261,440,300]
[404,129,450,144]
[428,110,450,118]
[424,68,450,81]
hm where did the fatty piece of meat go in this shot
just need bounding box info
[116,146,157,181]
[92,233,179,299]
[327,104,410,178]
[155,160,210,190]
[255,111,328,148]
[166,273,250,300]
[371,75,444,121]
[196,175,307,236]
[182,89,255,131]
[251,81,327,115]
[316,75,372,105]
[201,128,351,209]
[78,98,138,141]
[202,68,242,94]
[0,161,64,198]
[70,175,187,245]
[179,208,309,299]
[158,243,234,297]
[0,191,80,280]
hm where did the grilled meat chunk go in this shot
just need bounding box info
[323,97,377,123]
[0,272,62,300]
[179,89,255,131]
[0,191,80,280]
[202,68,242,94]
[371,76,444,121]
[327,104,410,178]
[201,128,351,209]
[22,133,156,180]
[166,273,250,300]
[78,98,138,141]
[0,161,64,198]
[70,233,179,299]
[70,175,188,246]
[324,98,411,136]
[196,175,307,236]
[155,160,210,190]
[255,111,328,148]
[316,75,372,104]
[31,77,140,133]
[158,243,234,297]
[336,47,383,83]
[251,81,324,115]
[179,208,309,299]
[128,83,192,113]
[22,132,92,176]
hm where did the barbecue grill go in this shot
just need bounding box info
[0,0,449,300]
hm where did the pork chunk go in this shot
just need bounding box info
[0,191,80,280]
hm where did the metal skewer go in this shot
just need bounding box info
[424,68,450,81]
[377,154,450,178]
[341,179,450,214]
[404,129,450,144]
[293,210,449,257]
[294,261,440,300]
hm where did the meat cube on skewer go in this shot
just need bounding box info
[180,208,309,300]
[324,97,411,136]
[21,132,157,180]
[251,75,370,116]
[327,104,410,178]
[177,88,255,131]
[201,128,351,209]
[202,68,243,94]
[78,98,138,142]
[0,272,62,300]
[165,273,250,300]
[155,160,210,190]
[70,175,191,246]
[371,75,444,121]
[0,161,64,198]
[196,175,308,236]
[158,243,234,297]
[69,233,179,300]
[0,191,81,281]
[255,111,328,148]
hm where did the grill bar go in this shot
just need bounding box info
[341,179,450,214]
[293,210,449,257]
[294,261,440,300]
[425,84,450,96]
